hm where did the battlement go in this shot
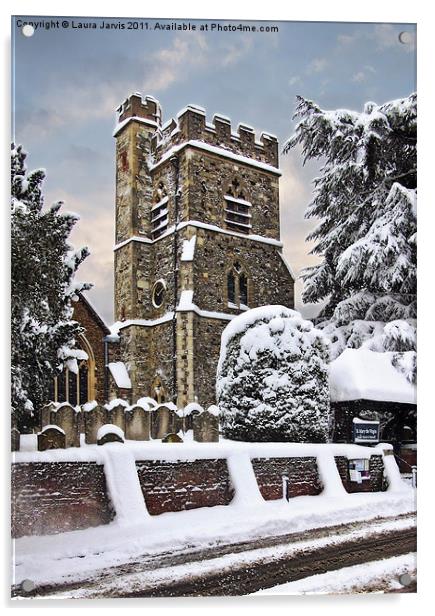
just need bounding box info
[116,93,162,127]
[156,103,279,168]
[114,93,279,168]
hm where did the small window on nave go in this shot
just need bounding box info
[224,178,252,235]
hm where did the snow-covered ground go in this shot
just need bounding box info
[253,552,416,595]
[12,437,415,592]
[13,487,415,590]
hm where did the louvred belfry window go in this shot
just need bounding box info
[224,178,252,235]
[151,182,169,240]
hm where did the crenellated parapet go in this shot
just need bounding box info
[152,103,279,168]
[115,93,162,131]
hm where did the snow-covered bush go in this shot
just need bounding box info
[217,306,330,442]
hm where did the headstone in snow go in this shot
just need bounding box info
[125,405,150,441]
[40,402,56,430]
[193,410,219,442]
[11,427,20,452]
[84,404,108,444]
[108,403,126,433]
[151,405,181,440]
[37,425,66,451]
[55,404,80,448]
[182,403,203,431]
[97,424,125,445]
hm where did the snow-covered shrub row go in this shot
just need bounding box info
[217,306,330,443]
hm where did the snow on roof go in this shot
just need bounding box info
[97,424,125,441]
[180,235,196,262]
[329,348,416,404]
[108,362,132,389]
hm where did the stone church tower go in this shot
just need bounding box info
[113,93,295,407]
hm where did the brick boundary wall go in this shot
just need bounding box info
[135,459,235,515]
[11,462,115,538]
[397,448,417,473]
[252,457,323,500]
[11,454,389,537]
[334,455,387,493]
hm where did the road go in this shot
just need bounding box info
[12,512,416,598]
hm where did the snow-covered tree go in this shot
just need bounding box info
[11,144,91,430]
[284,94,416,378]
[216,306,330,442]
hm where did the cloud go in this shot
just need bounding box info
[351,65,376,83]
[337,24,416,54]
[279,146,323,317]
[288,75,301,87]
[307,58,328,74]
[42,186,115,324]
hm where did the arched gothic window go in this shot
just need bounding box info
[151,181,169,240]
[48,335,95,406]
[224,178,252,235]
[227,262,250,309]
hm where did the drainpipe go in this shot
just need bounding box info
[170,155,180,405]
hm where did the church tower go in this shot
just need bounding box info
[113,93,295,406]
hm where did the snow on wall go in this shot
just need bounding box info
[180,235,196,262]
[11,440,409,537]
[329,348,416,404]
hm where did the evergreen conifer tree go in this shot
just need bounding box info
[11,144,91,430]
[284,94,416,378]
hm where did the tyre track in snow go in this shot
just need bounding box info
[12,512,416,598]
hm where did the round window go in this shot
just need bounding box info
[152,280,166,308]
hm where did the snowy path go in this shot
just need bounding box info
[253,552,416,595]
[13,512,416,598]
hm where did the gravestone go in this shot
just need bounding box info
[162,432,183,443]
[193,410,220,442]
[108,403,127,433]
[125,406,150,441]
[97,424,125,445]
[151,405,182,440]
[182,403,203,432]
[40,402,56,430]
[54,404,80,447]
[84,405,108,444]
[37,425,66,451]
[11,427,20,452]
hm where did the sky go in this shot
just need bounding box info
[11,16,416,325]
